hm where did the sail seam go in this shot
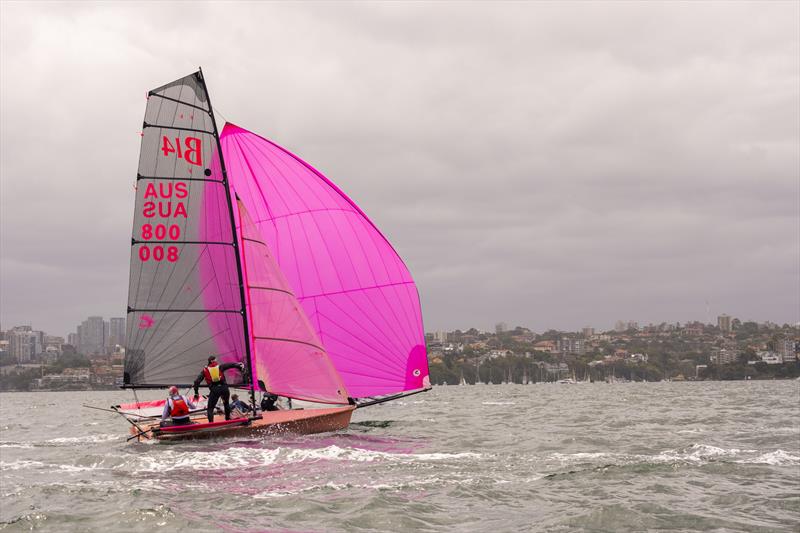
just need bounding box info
[147,92,210,113]
[251,207,354,226]
[142,123,214,135]
[253,336,324,352]
[299,280,416,301]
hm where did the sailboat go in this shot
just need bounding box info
[114,70,430,440]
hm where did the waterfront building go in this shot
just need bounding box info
[77,316,105,355]
[108,317,125,349]
[557,337,585,355]
[533,340,556,353]
[718,314,732,333]
[711,347,737,365]
[684,322,705,336]
[757,351,783,364]
[779,339,799,362]
[8,326,41,363]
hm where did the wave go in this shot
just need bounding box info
[0,442,34,449]
[0,459,104,472]
[0,460,46,471]
[549,444,800,468]
[124,445,482,473]
[44,434,121,445]
[742,449,800,466]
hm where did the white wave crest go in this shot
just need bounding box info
[0,460,45,471]
[0,442,34,449]
[124,445,482,473]
[126,446,281,473]
[549,444,799,468]
[655,444,754,463]
[743,450,800,466]
[46,434,121,445]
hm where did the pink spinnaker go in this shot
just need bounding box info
[221,124,429,398]
[238,199,349,404]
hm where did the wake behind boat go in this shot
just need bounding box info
[111,69,430,441]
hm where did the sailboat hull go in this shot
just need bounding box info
[134,406,355,442]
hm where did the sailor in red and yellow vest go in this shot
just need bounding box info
[160,386,196,426]
[192,355,245,423]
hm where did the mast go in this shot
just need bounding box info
[196,68,257,411]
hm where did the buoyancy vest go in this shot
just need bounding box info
[203,363,223,385]
[168,396,189,418]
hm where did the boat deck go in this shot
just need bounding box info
[132,405,355,441]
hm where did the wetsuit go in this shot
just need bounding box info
[261,393,279,412]
[193,362,243,422]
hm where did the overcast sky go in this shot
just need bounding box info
[1,1,798,337]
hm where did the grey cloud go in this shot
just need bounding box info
[1,2,797,336]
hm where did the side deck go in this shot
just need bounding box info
[131,406,355,441]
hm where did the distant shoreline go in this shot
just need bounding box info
[2,378,798,394]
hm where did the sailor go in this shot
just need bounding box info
[193,356,245,423]
[161,386,196,427]
[229,393,252,418]
[260,392,280,412]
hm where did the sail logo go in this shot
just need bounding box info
[161,136,202,166]
[139,315,154,329]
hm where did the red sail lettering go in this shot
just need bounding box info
[143,183,157,199]
[184,137,202,166]
[175,182,188,199]
[173,202,188,218]
[158,183,173,198]
[143,202,156,218]
[158,201,172,217]
[161,136,176,157]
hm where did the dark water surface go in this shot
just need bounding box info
[1,382,798,532]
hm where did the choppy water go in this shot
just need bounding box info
[1,381,798,532]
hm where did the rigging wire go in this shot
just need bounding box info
[213,105,230,126]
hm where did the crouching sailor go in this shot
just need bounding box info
[161,386,196,427]
[193,355,245,423]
